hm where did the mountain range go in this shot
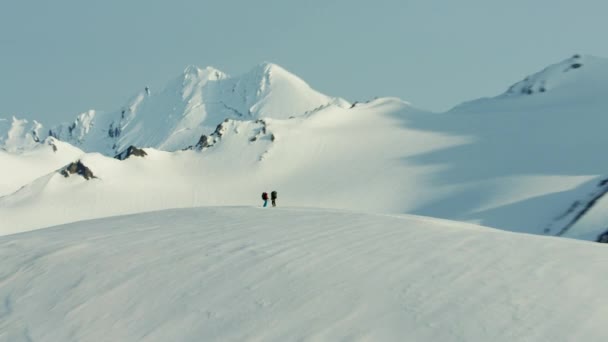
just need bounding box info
[1,54,607,240]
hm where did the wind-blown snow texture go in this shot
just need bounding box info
[1,207,607,342]
[1,55,608,240]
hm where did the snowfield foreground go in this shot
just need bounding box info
[1,207,607,341]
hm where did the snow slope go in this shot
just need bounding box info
[431,54,608,239]
[0,100,460,235]
[0,137,83,197]
[1,207,607,342]
[2,55,608,240]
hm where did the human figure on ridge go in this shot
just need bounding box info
[261,192,269,207]
[271,190,278,207]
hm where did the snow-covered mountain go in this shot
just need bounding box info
[0,137,84,197]
[1,63,347,156]
[2,57,608,341]
[1,56,608,241]
[0,117,44,152]
[1,207,606,341]
[452,54,608,112]
[436,54,608,240]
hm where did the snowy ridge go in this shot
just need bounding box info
[0,207,607,341]
[543,176,608,238]
[0,100,440,234]
[450,54,608,113]
[2,54,608,341]
[0,137,83,197]
[3,56,608,240]
[1,63,346,155]
[504,54,587,96]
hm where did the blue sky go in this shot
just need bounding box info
[1,0,607,121]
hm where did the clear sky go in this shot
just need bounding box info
[1,0,607,122]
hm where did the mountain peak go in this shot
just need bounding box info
[182,65,227,81]
[1,61,343,154]
[503,54,608,97]
[256,61,286,73]
[246,62,304,85]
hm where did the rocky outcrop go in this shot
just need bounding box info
[60,160,96,180]
[596,229,608,243]
[544,176,608,236]
[505,55,585,96]
[114,146,147,160]
[186,118,275,158]
[186,119,230,151]
[46,138,58,152]
[195,135,212,149]
[250,119,270,143]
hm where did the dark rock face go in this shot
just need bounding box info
[214,120,230,138]
[60,161,96,180]
[570,63,583,69]
[114,146,147,160]
[188,133,218,151]
[544,177,608,237]
[196,135,211,149]
[186,118,275,152]
[596,230,608,243]
[32,130,40,143]
[108,123,121,138]
[185,120,231,151]
[46,139,58,152]
[250,119,271,143]
[183,134,214,151]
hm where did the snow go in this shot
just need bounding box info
[2,56,608,240]
[0,138,83,197]
[1,54,608,341]
[452,54,608,112]
[0,207,607,341]
[502,55,607,99]
[1,62,346,156]
[0,100,461,235]
[0,117,43,152]
[553,176,608,240]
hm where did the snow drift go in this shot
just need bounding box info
[0,207,606,341]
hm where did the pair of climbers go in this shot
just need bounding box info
[261,191,278,207]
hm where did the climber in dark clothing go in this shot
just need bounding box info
[271,190,278,207]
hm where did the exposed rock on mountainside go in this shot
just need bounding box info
[1,63,347,155]
[2,56,608,241]
[194,135,212,149]
[115,146,147,160]
[505,55,586,96]
[543,177,608,237]
[188,120,228,150]
[46,137,59,152]
[596,229,608,243]
[60,160,96,180]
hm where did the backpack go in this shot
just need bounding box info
[271,191,277,199]
[262,192,268,200]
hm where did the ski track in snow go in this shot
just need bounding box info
[0,207,607,341]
